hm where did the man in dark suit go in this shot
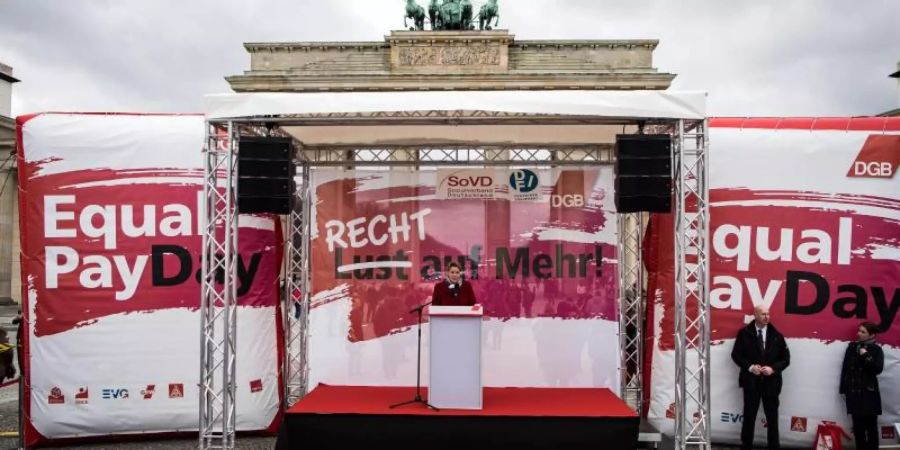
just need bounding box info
[731,305,790,450]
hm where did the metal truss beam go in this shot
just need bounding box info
[283,164,311,406]
[618,212,644,412]
[673,119,711,450]
[199,116,711,450]
[297,144,614,166]
[200,121,239,450]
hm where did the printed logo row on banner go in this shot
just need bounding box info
[665,402,896,441]
[45,380,264,405]
[437,168,584,205]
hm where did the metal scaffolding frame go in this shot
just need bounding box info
[283,164,312,406]
[617,212,644,412]
[200,121,239,450]
[295,144,615,167]
[199,113,709,450]
[673,119,711,450]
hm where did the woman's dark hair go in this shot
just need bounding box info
[446,262,462,271]
[859,321,879,336]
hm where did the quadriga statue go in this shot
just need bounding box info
[405,0,499,31]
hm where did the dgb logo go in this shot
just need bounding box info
[509,169,539,193]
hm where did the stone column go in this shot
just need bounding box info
[0,153,15,304]
[10,165,19,305]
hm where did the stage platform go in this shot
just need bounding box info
[275,384,639,450]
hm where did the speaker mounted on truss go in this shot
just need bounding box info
[237,136,295,215]
[614,134,673,213]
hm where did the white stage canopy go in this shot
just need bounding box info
[204,90,706,121]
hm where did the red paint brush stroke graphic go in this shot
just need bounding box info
[649,188,899,350]
[310,170,620,343]
[21,166,280,337]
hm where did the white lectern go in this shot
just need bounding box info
[428,304,483,410]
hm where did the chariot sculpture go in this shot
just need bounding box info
[404,0,500,31]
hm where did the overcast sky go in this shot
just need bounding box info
[1,0,898,117]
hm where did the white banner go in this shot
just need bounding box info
[646,118,900,448]
[307,168,621,390]
[17,113,283,445]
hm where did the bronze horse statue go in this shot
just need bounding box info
[460,0,473,29]
[404,0,426,30]
[436,0,474,30]
[428,0,440,30]
[410,0,496,31]
[479,0,499,30]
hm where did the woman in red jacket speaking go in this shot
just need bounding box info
[431,262,477,307]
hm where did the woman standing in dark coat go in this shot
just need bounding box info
[839,321,884,450]
[431,262,477,307]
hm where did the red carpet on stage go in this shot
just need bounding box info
[277,384,639,450]
[289,384,637,418]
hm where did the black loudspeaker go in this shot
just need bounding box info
[238,136,294,214]
[615,134,672,213]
